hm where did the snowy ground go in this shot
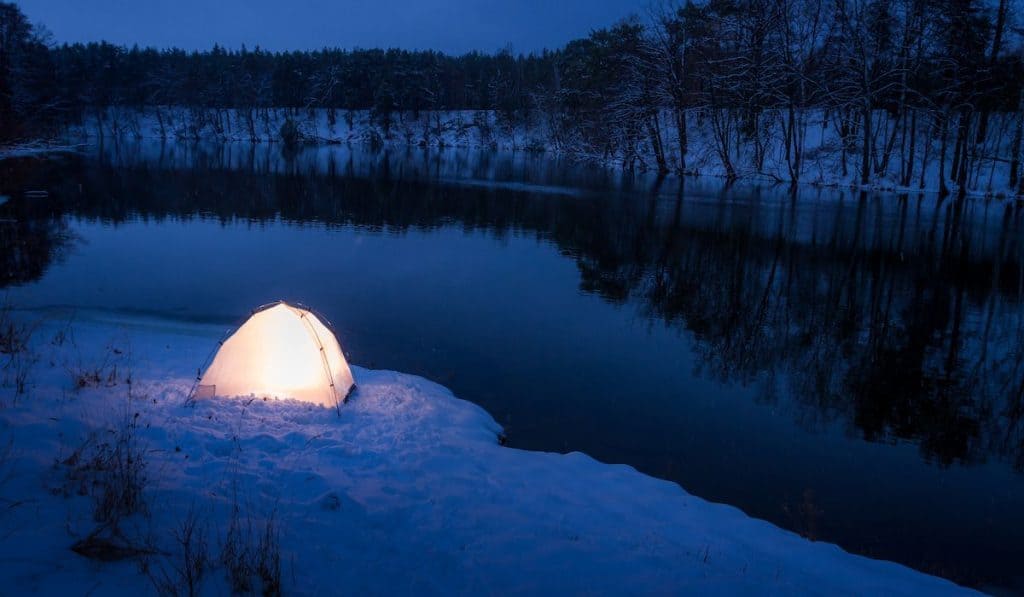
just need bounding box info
[0,309,974,595]
[75,105,1023,197]
[0,141,84,161]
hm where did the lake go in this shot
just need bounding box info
[2,141,1023,592]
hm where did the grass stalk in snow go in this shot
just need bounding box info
[142,504,210,597]
[0,304,38,400]
[93,386,147,525]
[62,379,148,533]
[220,490,283,596]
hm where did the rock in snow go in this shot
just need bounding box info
[0,310,973,595]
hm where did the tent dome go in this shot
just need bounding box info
[195,302,355,408]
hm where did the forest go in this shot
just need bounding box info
[1,0,1023,195]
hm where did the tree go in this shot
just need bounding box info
[0,2,58,140]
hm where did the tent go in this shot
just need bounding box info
[193,302,355,409]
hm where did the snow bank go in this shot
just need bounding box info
[0,310,973,595]
[74,106,1023,197]
[0,142,83,160]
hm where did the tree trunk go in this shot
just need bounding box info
[937,112,949,197]
[861,102,872,185]
[950,112,963,179]
[647,112,669,175]
[901,108,916,187]
[675,105,687,174]
[711,109,736,180]
[1009,93,1023,191]
[154,107,166,139]
[976,0,1009,144]
[955,108,971,197]
[840,111,849,178]
[792,106,803,183]
[919,112,932,190]
[785,103,797,181]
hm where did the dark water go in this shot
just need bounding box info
[3,142,1024,592]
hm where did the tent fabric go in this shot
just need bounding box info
[197,302,355,408]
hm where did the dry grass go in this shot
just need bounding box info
[67,353,122,390]
[0,304,32,356]
[220,497,282,596]
[142,506,211,597]
[62,386,148,527]
[0,303,38,399]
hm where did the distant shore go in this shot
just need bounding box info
[65,106,1024,200]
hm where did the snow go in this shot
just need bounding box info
[73,106,1023,198]
[0,309,975,595]
[0,142,84,160]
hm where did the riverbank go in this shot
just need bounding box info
[71,106,1024,199]
[0,309,975,594]
[0,141,85,161]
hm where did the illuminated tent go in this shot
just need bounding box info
[194,302,355,409]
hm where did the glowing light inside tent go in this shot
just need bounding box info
[196,302,354,408]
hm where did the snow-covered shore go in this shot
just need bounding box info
[73,105,1024,198]
[0,309,974,595]
[0,141,84,160]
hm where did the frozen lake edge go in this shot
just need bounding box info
[0,310,976,595]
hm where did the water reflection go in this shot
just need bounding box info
[640,191,1024,472]
[2,142,1023,589]
[0,160,75,287]
[5,145,1024,470]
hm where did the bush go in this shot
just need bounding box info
[0,306,32,356]
[63,389,148,526]
[0,304,37,399]
[143,506,210,597]
[64,386,153,564]
[221,501,282,596]
[279,118,302,148]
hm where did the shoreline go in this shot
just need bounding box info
[0,309,977,594]
[44,106,1024,200]
[6,133,1022,200]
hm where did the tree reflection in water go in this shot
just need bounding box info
[0,159,75,288]
[4,144,1022,472]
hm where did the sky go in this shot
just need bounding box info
[16,0,649,55]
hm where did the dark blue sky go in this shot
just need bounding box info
[18,0,648,54]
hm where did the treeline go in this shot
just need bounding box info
[1,0,1023,195]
